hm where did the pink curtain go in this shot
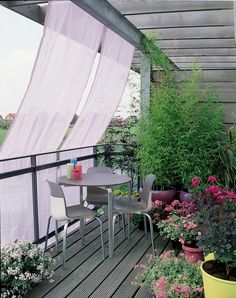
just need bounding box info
[62,28,134,150]
[0,0,104,243]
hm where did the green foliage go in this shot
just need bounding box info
[0,128,7,145]
[134,250,203,298]
[98,117,138,189]
[219,125,236,189]
[141,35,172,71]
[137,68,224,189]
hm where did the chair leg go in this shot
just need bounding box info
[143,214,148,239]
[118,213,121,228]
[112,213,119,249]
[45,216,52,251]
[95,217,105,260]
[144,213,155,255]
[62,221,69,269]
[127,213,131,240]
[122,213,126,238]
[80,218,85,246]
[55,220,59,252]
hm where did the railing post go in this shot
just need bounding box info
[93,145,97,167]
[31,156,39,242]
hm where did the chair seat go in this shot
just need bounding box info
[66,205,96,219]
[86,186,109,205]
[113,196,147,213]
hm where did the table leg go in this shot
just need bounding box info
[128,181,131,201]
[80,186,85,246]
[107,188,113,258]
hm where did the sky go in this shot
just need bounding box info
[0,5,43,118]
[0,5,140,119]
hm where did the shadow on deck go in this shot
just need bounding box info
[26,217,171,298]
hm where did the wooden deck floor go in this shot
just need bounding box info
[26,217,171,298]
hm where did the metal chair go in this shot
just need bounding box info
[85,166,126,235]
[112,173,156,255]
[45,180,105,268]
[85,166,113,206]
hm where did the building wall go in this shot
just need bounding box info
[153,69,236,130]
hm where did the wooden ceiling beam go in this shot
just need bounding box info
[108,0,233,15]
[127,10,233,29]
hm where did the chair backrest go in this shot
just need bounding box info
[139,174,156,211]
[46,180,68,220]
[87,166,113,174]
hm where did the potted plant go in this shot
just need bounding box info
[219,124,236,190]
[192,177,236,297]
[1,239,55,297]
[133,250,203,298]
[136,68,224,196]
[157,199,203,263]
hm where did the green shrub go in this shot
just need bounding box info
[137,68,224,190]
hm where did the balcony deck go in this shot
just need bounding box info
[26,217,171,298]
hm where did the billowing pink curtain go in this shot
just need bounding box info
[0,0,104,243]
[60,28,134,209]
[62,28,134,150]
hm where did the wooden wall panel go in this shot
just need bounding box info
[152,70,236,125]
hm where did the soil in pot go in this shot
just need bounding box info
[203,260,236,282]
[171,239,182,250]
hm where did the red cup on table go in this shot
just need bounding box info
[72,164,82,180]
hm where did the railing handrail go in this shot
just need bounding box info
[0,142,128,162]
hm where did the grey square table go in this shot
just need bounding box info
[58,172,131,258]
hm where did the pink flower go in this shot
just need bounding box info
[155,290,168,298]
[156,278,168,289]
[165,206,174,212]
[207,175,217,183]
[191,177,200,188]
[187,222,197,229]
[194,287,204,293]
[179,237,184,244]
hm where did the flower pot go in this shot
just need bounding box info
[204,252,215,261]
[201,261,236,298]
[151,189,177,204]
[182,244,204,264]
[179,190,192,202]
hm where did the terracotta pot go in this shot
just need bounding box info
[179,190,192,202]
[182,244,204,264]
[151,189,177,204]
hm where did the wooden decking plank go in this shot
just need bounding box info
[88,234,156,298]
[111,235,168,298]
[133,240,173,298]
[43,226,131,298]
[26,219,111,298]
[49,217,106,259]
[66,229,144,298]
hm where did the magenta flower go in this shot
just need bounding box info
[187,222,197,229]
[207,175,217,183]
[165,205,174,212]
[191,177,201,188]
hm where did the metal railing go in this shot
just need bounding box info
[0,144,135,244]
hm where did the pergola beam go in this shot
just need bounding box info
[0,1,45,24]
[7,0,47,6]
[71,0,145,50]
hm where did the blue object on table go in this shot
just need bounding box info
[70,158,77,165]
